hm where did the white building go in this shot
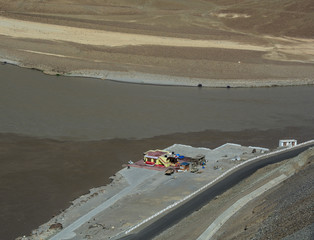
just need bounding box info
[279,139,297,148]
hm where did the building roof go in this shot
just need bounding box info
[180,162,190,166]
[144,150,170,159]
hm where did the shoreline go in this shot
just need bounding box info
[2,127,314,240]
[1,5,314,89]
[1,58,314,88]
[19,142,270,239]
[18,141,314,240]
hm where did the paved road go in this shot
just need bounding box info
[120,142,314,240]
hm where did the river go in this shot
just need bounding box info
[1,64,314,140]
[0,63,313,239]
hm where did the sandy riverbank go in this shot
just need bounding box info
[2,58,314,88]
[1,0,314,87]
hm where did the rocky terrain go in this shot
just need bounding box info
[216,148,314,240]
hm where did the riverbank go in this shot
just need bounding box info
[16,142,314,240]
[16,142,270,240]
[2,59,314,88]
[1,4,314,88]
[2,127,314,240]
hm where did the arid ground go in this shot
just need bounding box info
[1,0,314,86]
[0,1,314,239]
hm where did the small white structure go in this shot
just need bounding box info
[279,139,297,148]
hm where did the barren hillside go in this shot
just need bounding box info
[1,0,313,37]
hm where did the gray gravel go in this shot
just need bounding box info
[253,161,314,240]
[282,223,314,240]
[165,143,269,163]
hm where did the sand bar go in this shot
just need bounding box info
[1,15,314,87]
[0,16,270,51]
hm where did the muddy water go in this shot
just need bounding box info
[1,64,314,140]
[0,63,314,239]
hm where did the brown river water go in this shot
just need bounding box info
[1,64,314,140]
[0,63,314,239]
